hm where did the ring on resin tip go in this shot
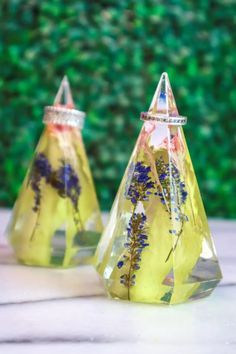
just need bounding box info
[140,112,187,125]
[43,106,85,129]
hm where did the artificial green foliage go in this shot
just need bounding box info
[0,0,235,218]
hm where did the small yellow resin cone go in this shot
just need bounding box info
[7,77,103,267]
[95,73,222,304]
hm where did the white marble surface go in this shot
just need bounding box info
[0,209,235,354]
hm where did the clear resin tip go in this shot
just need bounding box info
[54,75,75,109]
[140,72,187,125]
[43,76,85,128]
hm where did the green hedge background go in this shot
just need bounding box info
[0,0,235,218]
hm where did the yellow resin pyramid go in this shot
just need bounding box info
[96,73,222,304]
[7,77,103,267]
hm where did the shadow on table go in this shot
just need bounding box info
[0,244,105,305]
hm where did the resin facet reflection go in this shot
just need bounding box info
[96,73,222,304]
[7,77,103,267]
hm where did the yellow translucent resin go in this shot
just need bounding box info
[7,77,103,267]
[96,73,222,304]
[7,125,103,267]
